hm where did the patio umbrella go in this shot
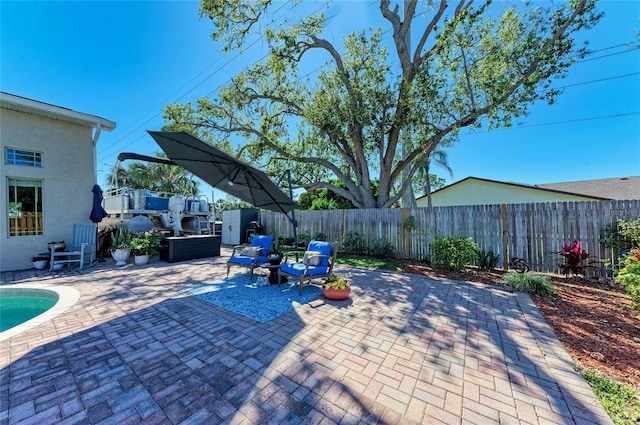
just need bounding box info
[147,131,297,215]
[89,184,108,223]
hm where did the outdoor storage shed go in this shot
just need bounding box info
[221,208,259,245]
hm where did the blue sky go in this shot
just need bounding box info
[1,0,639,201]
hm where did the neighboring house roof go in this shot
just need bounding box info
[0,91,116,131]
[418,176,639,202]
[535,176,640,201]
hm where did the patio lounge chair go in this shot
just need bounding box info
[50,223,97,271]
[226,235,274,279]
[278,240,338,295]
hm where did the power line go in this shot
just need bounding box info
[463,112,640,135]
[99,1,328,160]
[98,1,639,164]
[551,72,640,90]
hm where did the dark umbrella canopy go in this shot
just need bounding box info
[89,184,108,223]
[147,131,297,215]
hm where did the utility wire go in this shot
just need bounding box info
[462,112,640,135]
[99,1,329,160]
[99,2,640,162]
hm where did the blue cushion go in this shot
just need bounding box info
[306,241,331,267]
[229,235,273,267]
[229,254,268,265]
[280,262,328,277]
[251,235,274,252]
[229,255,255,265]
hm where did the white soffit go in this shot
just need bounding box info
[0,92,116,132]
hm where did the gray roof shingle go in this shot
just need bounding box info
[535,176,640,200]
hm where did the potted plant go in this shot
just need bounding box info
[323,274,351,300]
[110,226,132,266]
[31,255,49,270]
[130,232,160,265]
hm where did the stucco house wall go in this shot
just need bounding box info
[1,93,115,271]
[416,177,601,207]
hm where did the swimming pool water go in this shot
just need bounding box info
[0,291,58,332]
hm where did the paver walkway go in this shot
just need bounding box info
[0,253,612,424]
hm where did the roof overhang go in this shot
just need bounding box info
[0,91,116,132]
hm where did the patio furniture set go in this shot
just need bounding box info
[39,224,338,297]
[226,235,339,295]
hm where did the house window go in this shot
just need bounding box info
[5,148,43,168]
[8,178,43,236]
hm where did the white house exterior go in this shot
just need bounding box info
[416,176,640,208]
[1,92,115,271]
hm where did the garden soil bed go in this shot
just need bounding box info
[398,259,640,388]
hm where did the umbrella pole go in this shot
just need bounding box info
[284,170,298,249]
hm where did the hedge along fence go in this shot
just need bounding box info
[259,199,640,274]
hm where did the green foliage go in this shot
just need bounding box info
[110,226,132,250]
[165,1,600,209]
[342,231,367,255]
[430,235,478,272]
[580,368,640,425]
[603,216,640,252]
[297,181,355,210]
[313,232,327,241]
[324,274,350,290]
[297,233,311,247]
[402,216,416,232]
[503,271,554,295]
[477,249,500,271]
[130,233,161,256]
[369,239,395,259]
[614,249,640,310]
[105,151,199,195]
[214,197,254,215]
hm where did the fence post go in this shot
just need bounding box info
[501,204,508,270]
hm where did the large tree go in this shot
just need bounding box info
[163,0,601,208]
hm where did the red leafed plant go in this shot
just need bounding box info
[557,241,599,276]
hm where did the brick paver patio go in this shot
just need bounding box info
[0,252,612,424]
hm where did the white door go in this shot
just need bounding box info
[221,210,241,245]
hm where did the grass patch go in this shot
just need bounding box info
[503,271,554,295]
[580,368,640,425]
[336,254,402,271]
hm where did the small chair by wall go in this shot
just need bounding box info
[50,223,97,271]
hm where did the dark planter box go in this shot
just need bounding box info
[159,235,221,263]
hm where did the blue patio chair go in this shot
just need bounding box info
[278,241,338,295]
[226,235,274,279]
[50,223,97,271]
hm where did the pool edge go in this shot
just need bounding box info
[0,284,80,342]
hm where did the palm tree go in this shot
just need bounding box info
[417,148,453,208]
[104,152,199,195]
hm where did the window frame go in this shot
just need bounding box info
[7,177,44,237]
[5,147,43,168]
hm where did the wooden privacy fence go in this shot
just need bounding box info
[259,200,640,273]
[9,212,43,236]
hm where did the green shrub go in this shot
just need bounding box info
[342,231,367,255]
[313,232,327,241]
[430,235,478,272]
[477,248,500,271]
[503,271,554,295]
[580,368,640,425]
[402,215,416,231]
[369,239,395,258]
[298,232,311,246]
[603,216,640,252]
[614,249,640,310]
